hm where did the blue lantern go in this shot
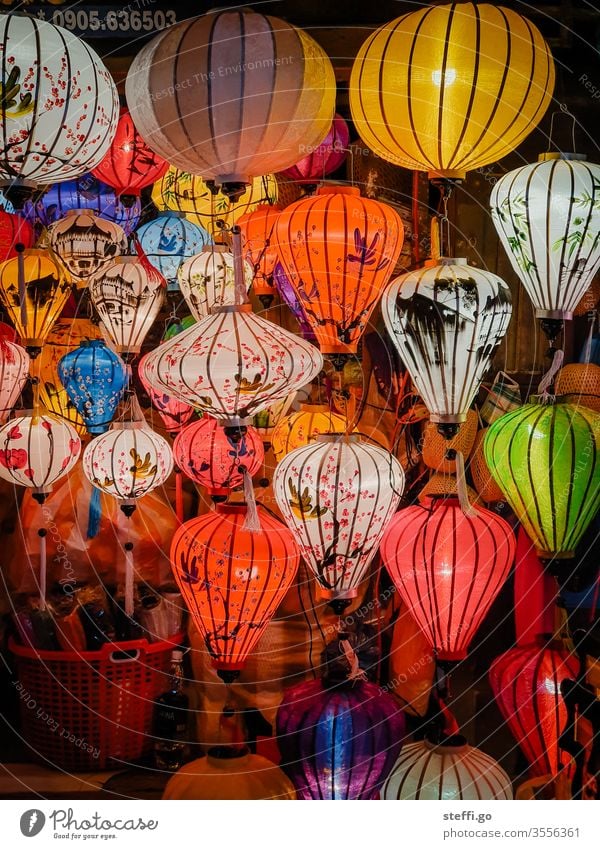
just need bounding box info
[136,212,211,291]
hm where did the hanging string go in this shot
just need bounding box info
[546,103,577,154]
[339,639,367,683]
[582,310,597,364]
[412,171,421,267]
[124,541,135,618]
[16,243,27,331]
[241,464,261,532]
[537,348,564,398]
[230,225,250,306]
[38,528,47,611]
[452,449,478,517]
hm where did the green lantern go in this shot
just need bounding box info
[484,401,600,560]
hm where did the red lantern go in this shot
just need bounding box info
[237,204,283,306]
[0,210,34,262]
[138,352,194,437]
[170,503,299,680]
[489,643,578,777]
[281,114,350,183]
[381,497,515,661]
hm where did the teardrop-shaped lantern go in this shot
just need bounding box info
[274,186,404,358]
[89,256,165,355]
[170,503,299,679]
[178,246,253,320]
[489,643,578,777]
[141,305,323,426]
[58,340,127,435]
[281,114,350,183]
[49,210,127,284]
[273,434,404,605]
[0,210,34,262]
[484,401,600,559]
[237,204,283,305]
[0,339,29,424]
[381,496,515,661]
[138,352,194,437]
[271,402,348,463]
[273,262,315,341]
[136,212,211,290]
[382,259,512,437]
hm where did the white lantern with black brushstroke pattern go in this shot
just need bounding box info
[381,259,512,437]
[49,211,127,284]
[177,245,253,320]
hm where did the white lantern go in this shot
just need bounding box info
[49,210,127,283]
[178,245,253,320]
[0,340,29,424]
[381,259,512,437]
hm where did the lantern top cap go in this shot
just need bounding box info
[424,734,468,754]
[537,152,588,162]
[317,185,361,197]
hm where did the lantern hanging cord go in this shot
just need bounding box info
[439,191,451,259]
[537,348,564,398]
[546,103,577,154]
[230,226,250,306]
[447,449,478,517]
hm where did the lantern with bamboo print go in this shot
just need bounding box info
[170,503,300,681]
[280,114,349,185]
[237,204,283,307]
[48,210,127,285]
[136,212,211,291]
[0,338,29,423]
[381,259,513,438]
[178,245,253,320]
[0,209,34,262]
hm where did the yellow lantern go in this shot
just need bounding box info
[349,3,555,179]
[271,402,349,463]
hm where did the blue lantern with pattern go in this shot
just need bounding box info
[136,212,211,291]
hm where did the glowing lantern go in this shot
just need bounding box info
[0,248,71,355]
[48,210,127,284]
[252,391,297,445]
[237,204,283,305]
[271,403,348,463]
[91,107,169,205]
[273,434,404,606]
[490,643,578,777]
[170,503,299,679]
[141,305,323,425]
[0,339,29,423]
[138,352,194,436]
[349,3,555,179]
[136,212,211,290]
[177,246,253,320]
[89,256,165,355]
[173,417,264,499]
[274,185,404,358]
[0,15,118,205]
[381,496,515,661]
[382,737,513,799]
[126,8,336,191]
[58,340,127,435]
[0,412,80,501]
[381,259,512,437]
[484,401,600,559]
[281,114,349,183]
[273,262,315,341]
[0,210,34,262]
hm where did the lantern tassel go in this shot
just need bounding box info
[582,311,596,365]
[124,541,135,618]
[339,639,367,683]
[537,348,564,398]
[241,466,261,532]
[454,450,478,517]
[38,528,47,611]
[86,486,102,538]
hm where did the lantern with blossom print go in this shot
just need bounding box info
[58,340,127,435]
[0,339,29,423]
[138,352,194,437]
[178,246,253,321]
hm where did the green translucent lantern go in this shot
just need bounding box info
[484,401,600,559]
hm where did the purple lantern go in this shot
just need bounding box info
[281,114,349,183]
[273,262,316,342]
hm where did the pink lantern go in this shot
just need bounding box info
[138,352,194,436]
[281,114,349,183]
[0,339,29,424]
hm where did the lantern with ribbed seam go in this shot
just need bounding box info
[237,204,283,305]
[49,210,127,284]
[58,340,127,435]
[178,246,253,320]
[0,339,29,423]
[271,402,348,464]
[273,262,315,341]
[281,114,350,183]
[0,210,34,262]
[136,212,211,290]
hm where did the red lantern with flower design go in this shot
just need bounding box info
[0,210,34,262]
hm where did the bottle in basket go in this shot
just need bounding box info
[153,650,190,771]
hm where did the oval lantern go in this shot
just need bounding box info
[177,245,253,320]
[489,643,578,777]
[0,210,34,262]
[170,503,300,679]
[0,15,118,204]
[126,8,336,189]
[136,212,211,290]
[274,434,404,606]
[273,262,315,341]
[274,185,404,358]
[138,352,194,437]
[271,402,348,463]
[58,340,127,435]
[382,259,512,437]
[173,417,264,499]
[0,411,80,501]
[237,204,283,306]
[0,339,29,424]
[281,114,350,183]
[490,155,600,324]
[49,210,127,284]
[484,401,600,559]
[381,496,515,661]
[349,3,555,179]
[382,737,513,800]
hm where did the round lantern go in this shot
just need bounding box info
[273,262,315,341]
[177,245,253,320]
[170,503,299,678]
[138,352,194,437]
[554,363,600,412]
[274,185,404,358]
[0,210,34,262]
[173,417,264,499]
[271,402,348,463]
[0,15,118,203]
[469,430,505,504]
[126,8,336,189]
[89,256,165,355]
[382,737,513,800]
[0,339,29,424]
[141,304,323,425]
[349,3,554,178]
[490,643,578,777]
[237,204,283,305]
[273,434,404,605]
[136,212,211,290]
[48,210,127,284]
[491,155,600,325]
[381,496,515,661]
[281,114,350,183]
[91,107,169,205]
[0,411,81,501]
[58,340,127,435]
[382,259,512,436]
[484,400,600,559]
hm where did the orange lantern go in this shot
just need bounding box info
[271,402,348,463]
[237,204,283,307]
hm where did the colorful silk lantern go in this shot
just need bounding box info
[138,352,194,436]
[91,107,169,205]
[57,340,127,435]
[0,14,118,204]
[48,210,127,284]
[0,209,34,262]
[141,304,323,425]
[489,643,578,777]
[173,417,264,499]
[136,212,211,290]
[484,401,600,559]
[271,402,348,463]
[349,3,554,178]
[274,185,404,357]
[177,246,253,320]
[0,411,80,501]
[273,434,404,605]
[281,114,349,183]
[382,737,513,800]
[0,339,29,423]
[490,155,600,324]
[381,496,515,661]
[170,503,299,678]
[237,204,283,305]
[273,262,315,341]
[381,259,512,437]
[89,256,165,355]
[126,8,336,190]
